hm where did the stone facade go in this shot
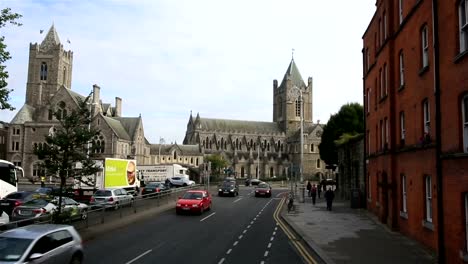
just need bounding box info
[183,59,327,180]
[7,25,202,180]
[336,134,364,202]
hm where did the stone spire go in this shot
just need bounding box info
[40,24,61,51]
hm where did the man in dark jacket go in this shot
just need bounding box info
[324,187,335,211]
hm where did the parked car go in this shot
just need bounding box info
[142,182,169,197]
[11,199,57,222]
[176,190,212,215]
[51,197,89,221]
[33,187,74,199]
[254,182,272,197]
[89,188,134,210]
[0,191,35,216]
[218,181,239,197]
[0,224,84,263]
[245,178,261,186]
[169,176,195,187]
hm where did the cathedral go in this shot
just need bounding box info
[183,59,327,180]
[7,25,204,180]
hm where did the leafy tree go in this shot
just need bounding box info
[205,154,228,177]
[319,103,364,166]
[34,95,101,218]
[0,8,22,110]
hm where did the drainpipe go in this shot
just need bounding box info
[432,0,444,263]
[362,47,368,209]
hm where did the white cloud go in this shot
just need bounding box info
[1,0,376,143]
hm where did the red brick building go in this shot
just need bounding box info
[363,0,468,263]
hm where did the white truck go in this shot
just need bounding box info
[73,158,140,202]
[137,164,194,187]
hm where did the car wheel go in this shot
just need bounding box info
[183,183,187,187]
[81,210,88,220]
[69,252,83,264]
[218,192,222,197]
[199,207,204,215]
[114,203,120,210]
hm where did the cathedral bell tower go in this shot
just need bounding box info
[273,59,313,133]
[25,24,73,107]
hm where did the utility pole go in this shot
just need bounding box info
[257,144,260,179]
[158,137,165,164]
[300,89,304,183]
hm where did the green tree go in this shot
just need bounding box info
[34,95,101,218]
[0,8,22,110]
[205,154,229,177]
[319,102,364,165]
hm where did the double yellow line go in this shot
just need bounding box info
[273,197,318,264]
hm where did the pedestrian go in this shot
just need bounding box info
[324,187,335,211]
[306,181,312,197]
[317,184,322,199]
[311,184,317,205]
[165,178,171,187]
[40,176,45,188]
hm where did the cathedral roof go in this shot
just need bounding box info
[10,104,35,124]
[102,116,131,140]
[40,24,61,49]
[279,59,306,89]
[150,144,201,155]
[198,118,282,134]
[112,117,140,140]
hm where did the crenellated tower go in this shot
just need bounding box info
[273,59,313,134]
[25,24,73,107]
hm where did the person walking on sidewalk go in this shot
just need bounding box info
[306,181,312,197]
[324,187,335,211]
[311,184,317,205]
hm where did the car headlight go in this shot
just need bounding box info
[192,204,198,208]
[230,189,234,192]
[266,190,270,193]
[218,189,222,191]
[176,203,181,207]
[255,190,259,192]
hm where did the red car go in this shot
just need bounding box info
[255,182,272,197]
[176,190,212,215]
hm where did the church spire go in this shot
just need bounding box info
[40,24,61,50]
[279,58,306,89]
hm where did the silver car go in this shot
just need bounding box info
[89,188,134,210]
[0,224,83,264]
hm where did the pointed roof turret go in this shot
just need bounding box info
[40,24,61,50]
[279,59,306,89]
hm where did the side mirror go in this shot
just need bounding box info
[29,253,44,260]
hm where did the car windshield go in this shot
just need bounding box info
[34,187,51,194]
[145,184,159,188]
[258,183,268,188]
[23,199,49,207]
[95,190,112,197]
[182,192,203,200]
[4,192,31,200]
[0,237,33,261]
[222,182,235,187]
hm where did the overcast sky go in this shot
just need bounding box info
[1,0,376,144]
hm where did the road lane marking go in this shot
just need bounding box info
[218,258,225,264]
[273,197,317,264]
[125,249,152,264]
[200,212,216,222]
[243,230,247,234]
[273,231,276,235]
[247,225,251,229]
[267,242,272,248]
[270,236,274,241]
[239,235,243,239]
[254,217,257,220]
[234,198,243,203]
[251,221,254,224]
[233,241,238,246]
[264,251,269,257]
[275,226,278,230]
[260,262,265,264]
[227,249,232,254]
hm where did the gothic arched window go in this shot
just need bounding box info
[92,134,105,154]
[173,151,177,160]
[295,99,301,117]
[56,101,67,120]
[40,62,48,81]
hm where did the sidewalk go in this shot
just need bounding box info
[281,197,437,264]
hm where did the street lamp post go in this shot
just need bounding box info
[257,143,260,179]
[299,89,304,183]
[158,137,165,164]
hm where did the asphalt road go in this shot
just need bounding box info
[83,186,305,264]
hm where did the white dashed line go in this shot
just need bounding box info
[239,235,243,239]
[247,225,251,229]
[243,230,247,234]
[218,258,225,264]
[233,198,243,203]
[275,227,278,230]
[270,236,274,241]
[227,249,232,254]
[273,231,276,235]
[200,212,216,222]
[267,242,272,248]
[125,249,152,264]
[254,217,257,220]
[264,251,269,257]
[233,241,238,246]
[260,262,265,264]
[251,221,254,224]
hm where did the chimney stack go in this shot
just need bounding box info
[115,97,122,117]
[92,84,100,105]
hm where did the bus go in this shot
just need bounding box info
[0,159,24,199]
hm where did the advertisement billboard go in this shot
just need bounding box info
[104,158,137,188]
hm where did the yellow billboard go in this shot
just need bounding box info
[104,158,137,188]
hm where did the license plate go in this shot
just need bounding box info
[19,210,32,215]
[146,189,154,191]
[223,191,229,194]
[182,207,189,210]
[0,203,9,206]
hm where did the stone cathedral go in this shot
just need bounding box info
[183,59,327,180]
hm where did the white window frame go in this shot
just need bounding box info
[402,175,407,213]
[424,100,431,134]
[384,64,388,95]
[460,0,468,53]
[462,94,468,153]
[400,111,406,140]
[425,175,432,222]
[399,0,404,24]
[422,26,429,68]
[399,51,405,87]
[465,193,468,252]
